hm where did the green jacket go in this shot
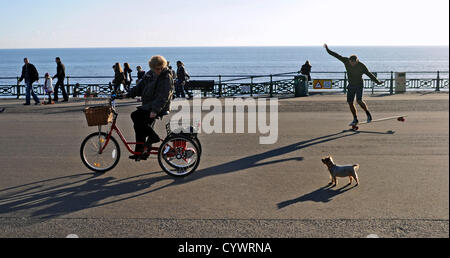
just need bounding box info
[326,48,381,85]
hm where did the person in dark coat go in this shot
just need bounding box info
[176,61,192,99]
[127,55,174,160]
[123,62,133,91]
[18,58,40,105]
[52,57,68,102]
[136,66,146,81]
[300,61,312,81]
[112,63,126,94]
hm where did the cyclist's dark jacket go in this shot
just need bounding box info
[326,48,381,85]
[128,68,174,115]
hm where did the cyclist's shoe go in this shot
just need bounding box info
[130,145,145,161]
[129,154,140,160]
[349,118,359,126]
[139,153,150,161]
[366,112,373,123]
[145,136,161,148]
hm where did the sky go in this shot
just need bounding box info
[0,0,448,48]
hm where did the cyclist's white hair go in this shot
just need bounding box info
[149,55,168,70]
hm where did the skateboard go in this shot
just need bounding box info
[351,115,408,131]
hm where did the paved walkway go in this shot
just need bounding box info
[0,92,448,237]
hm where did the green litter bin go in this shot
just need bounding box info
[294,75,309,97]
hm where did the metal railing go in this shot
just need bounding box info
[0,71,448,98]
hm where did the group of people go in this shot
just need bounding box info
[112,60,192,99]
[19,57,68,105]
[18,57,193,106]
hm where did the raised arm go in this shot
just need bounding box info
[362,64,382,84]
[324,44,347,63]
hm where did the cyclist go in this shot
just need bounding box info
[126,55,174,160]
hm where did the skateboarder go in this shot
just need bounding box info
[324,44,383,126]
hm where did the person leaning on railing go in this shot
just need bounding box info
[126,55,174,160]
[324,44,383,126]
[112,63,126,94]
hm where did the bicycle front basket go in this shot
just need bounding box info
[83,105,112,126]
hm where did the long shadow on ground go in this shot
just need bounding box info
[0,129,393,220]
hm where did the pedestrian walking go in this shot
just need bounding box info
[124,62,133,91]
[43,73,54,104]
[176,61,192,99]
[136,65,146,82]
[18,58,40,105]
[52,57,68,102]
[112,63,126,94]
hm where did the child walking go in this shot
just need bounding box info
[43,73,54,105]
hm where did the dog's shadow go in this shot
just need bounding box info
[277,184,357,209]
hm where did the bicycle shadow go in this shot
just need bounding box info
[277,183,358,209]
[0,129,393,220]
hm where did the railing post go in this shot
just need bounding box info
[218,75,222,98]
[66,76,70,97]
[372,72,376,94]
[270,74,273,98]
[343,72,347,93]
[390,71,394,95]
[436,71,440,92]
[16,77,20,99]
[250,76,254,97]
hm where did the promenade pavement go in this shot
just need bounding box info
[0,92,448,238]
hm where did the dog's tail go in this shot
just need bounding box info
[353,164,360,170]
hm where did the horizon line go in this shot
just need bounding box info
[0,45,449,50]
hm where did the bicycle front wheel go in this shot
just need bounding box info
[80,132,120,173]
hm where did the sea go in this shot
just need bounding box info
[0,46,448,85]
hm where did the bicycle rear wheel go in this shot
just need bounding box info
[80,132,120,173]
[158,134,201,177]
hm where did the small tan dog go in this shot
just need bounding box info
[321,156,360,186]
